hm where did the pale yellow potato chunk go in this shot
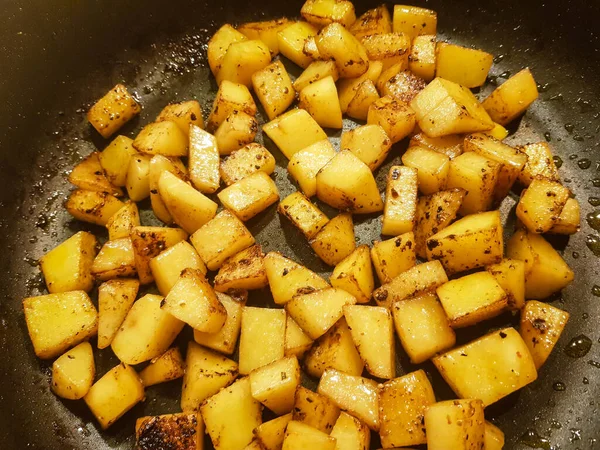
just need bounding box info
[87,84,140,138]
[133,121,188,157]
[282,421,337,450]
[392,5,436,39]
[99,135,137,187]
[549,197,580,235]
[371,232,416,284]
[217,39,272,87]
[309,213,356,266]
[255,414,293,450]
[239,307,286,374]
[331,412,371,450]
[150,241,206,296]
[425,399,485,450]
[214,111,258,155]
[293,60,339,92]
[401,146,450,195]
[340,124,392,171]
[315,23,369,78]
[263,109,327,159]
[207,80,257,132]
[126,154,152,201]
[293,386,340,433]
[106,201,140,241]
[189,124,220,194]
[409,35,436,81]
[97,278,139,349]
[277,21,319,69]
[486,258,526,310]
[330,245,375,303]
[252,60,295,121]
[436,42,493,88]
[382,166,418,236]
[516,179,570,234]
[249,356,301,415]
[51,342,95,400]
[299,76,343,128]
[218,172,279,221]
[138,347,185,387]
[285,316,314,359]
[278,191,330,239]
[91,238,136,281]
[287,139,336,197]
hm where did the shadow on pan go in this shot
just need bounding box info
[0,0,599,448]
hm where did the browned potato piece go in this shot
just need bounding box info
[292,386,340,433]
[51,342,95,400]
[135,412,203,450]
[220,143,276,186]
[361,32,410,70]
[371,232,417,284]
[309,213,356,266]
[278,191,330,239]
[254,414,293,450]
[315,23,369,78]
[217,172,279,221]
[330,245,375,304]
[367,96,416,144]
[517,141,560,186]
[381,70,426,104]
[277,22,319,69]
[207,24,248,76]
[214,110,259,156]
[338,61,383,113]
[133,121,188,157]
[97,278,139,349]
[156,100,204,134]
[516,179,570,234]
[207,80,257,132]
[392,5,437,39]
[249,356,301,415]
[486,258,526,310]
[346,80,380,121]
[237,18,292,56]
[285,316,314,359]
[549,197,580,235]
[138,347,185,387]
[382,166,418,236]
[293,60,339,92]
[214,244,268,292]
[252,60,295,120]
[149,155,187,225]
[409,35,436,81]
[65,189,124,226]
[482,68,539,125]
[340,124,391,172]
[87,84,141,138]
[106,201,140,241]
[69,152,123,197]
[401,146,450,195]
[91,238,137,281]
[99,136,137,187]
[409,132,464,159]
[425,399,485,450]
[301,0,356,28]
[349,4,392,39]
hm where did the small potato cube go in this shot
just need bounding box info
[316,150,383,214]
[207,24,248,76]
[301,0,356,28]
[91,238,137,281]
[299,76,343,128]
[303,35,322,60]
[373,260,448,309]
[433,328,538,406]
[392,293,456,364]
[285,316,314,359]
[106,201,140,241]
[310,213,356,266]
[338,60,383,112]
[156,100,204,134]
[375,62,404,93]
[239,307,286,374]
[189,124,220,194]
[426,210,504,275]
[214,111,258,156]
[23,291,98,359]
[69,152,122,196]
[485,422,505,450]
[409,35,436,81]
[65,189,124,226]
[367,96,416,143]
[150,241,206,296]
[217,172,279,221]
[402,146,450,195]
[380,70,426,104]
[97,278,139,349]
[293,386,340,433]
[190,210,255,271]
[340,124,391,171]
[425,400,485,450]
[214,244,268,292]
[51,342,95,400]
[263,109,327,159]
[482,68,539,125]
[520,300,570,369]
[286,288,357,339]
[133,121,188,157]
[293,60,340,92]
[392,5,436,39]
[549,197,580,235]
[238,18,292,56]
[283,421,337,450]
[221,143,276,186]
[436,43,493,88]
[148,155,187,224]
[138,347,185,387]
[278,191,330,239]
[255,414,293,450]
[250,356,301,414]
[486,258,526,310]
[252,60,295,120]
[277,22,319,69]
[349,5,392,39]
[288,139,336,198]
[126,154,152,201]
[181,342,238,411]
[84,363,144,429]
[207,80,257,132]
[517,141,560,186]
[361,32,410,70]
[409,132,464,159]
[316,23,369,78]
[348,86,380,122]
[136,412,204,450]
[99,135,137,187]
[87,84,141,138]
[217,39,272,87]
[331,412,371,450]
[437,272,508,328]
[330,245,374,304]
[516,179,570,234]
[371,232,416,284]
[382,166,418,236]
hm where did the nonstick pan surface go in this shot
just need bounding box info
[1,0,599,448]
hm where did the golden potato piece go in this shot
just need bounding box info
[214,244,268,292]
[135,412,204,450]
[367,96,416,144]
[69,152,122,196]
[263,109,327,159]
[401,145,450,195]
[239,307,286,374]
[287,139,336,197]
[133,121,188,157]
[217,172,279,222]
[87,84,140,138]
[301,0,356,28]
[277,21,319,69]
[299,76,343,129]
[237,18,292,56]
[207,80,257,132]
[221,143,276,186]
[150,241,206,296]
[106,201,140,241]
[65,189,124,226]
[138,347,185,387]
[382,166,418,235]
[315,23,369,78]
[51,342,95,400]
[340,124,391,172]
[392,5,436,39]
[278,191,330,239]
[207,24,248,76]
[516,179,570,234]
[252,60,295,120]
[91,238,137,281]
[486,258,526,310]
[99,135,137,187]
[97,278,139,349]
[292,386,340,433]
[188,124,220,194]
[482,68,539,125]
[349,4,392,39]
[436,42,493,88]
[309,213,356,266]
[425,399,485,450]
[330,245,375,304]
[409,35,436,81]
[371,232,416,284]
[249,356,301,415]
[282,421,336,450]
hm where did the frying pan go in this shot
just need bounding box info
[1,0,599,448]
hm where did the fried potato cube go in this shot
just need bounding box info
[301,0,356,28]
[238,18,292,56]
[402,146,450,195]
[392,5,437,39]
[485,422,505,450]
[255,414,293,450]
[150,241,206,296]
[214,244,268,292]
[349,4,392,39]
[84,363,144,429]
[425,399,485,450]
[135,412,204,450]
[380,70,426,104]
[263,108,327,159]
[518,141,560,186]
[341,124,391,172]
[97,278,139,349]
[310,213,356,266]
[382,166,418,235]
[288,139,336,197]
[181,342,238,411]
[303,35,322,60]
[426,210,504,275]
[91,238,136,281]
[331,412,370,450]
[126,153,152,201]
[106,201,140,241]
[367,96,416,143]
[207,24,248,76]
[214,111,259,156]
[549,197,580,235]
[51,342,95,400]
[221,143,276,186]
[278,191,330,239]
[392,293,456,364]
[200,377,263,450]
[436,43,493,88]
[156,100,204,135]
[520,300,570,369]
[149,155,187,224]
[285,316,314,359]
[217,172,279,221]
[65,189,124,226]
[217,39,272,87]
[293,60,340,92]
[507,229,574,299]
[138,347,185,387]
[409,35,436,81]
[316,150,384,214]
[293,386,341,433]
[375,62,404,93]
[409,132,464,159]
[250,356,301,415]
[362,32,410,71]
[316,23,369,78]
[516,179,570,234]
[338,61,383,112]
[330,245,375,303]
[371,232,416,284]
[373,260,448,309]
[99,135,136,187]
[434,328,538,406]
[188,124,220,194]
[299,76,343,128]
[277,21,319,69]
[207,80,257,132]
[283,421,337,450]
[252,60,295,120]
[87,84,140,138]
[133,121,188,157]
[69,152,122,196]
[482,68,539,125]
[239,307,286,374]
[486,258,525,310]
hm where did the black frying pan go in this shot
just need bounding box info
[1,0,599,448]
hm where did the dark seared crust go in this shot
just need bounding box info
[135,413,199,450]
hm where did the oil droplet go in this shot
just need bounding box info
[586,235,600,256]
[570,428,582,442]
[565,123,575,133]
[498,70,511,79]
[574,135,584,142]
[520,429,551,450]
[593,178,600,187]
[552,381,566,391]
[569,153,578,160]
[544,132,552,142]
[586,211,600,231]
[583,377,590,384]
[553,155,563,168]
[493,54,505,63]
[576,98,594,113]
[549,419,562,429]
[538,82,552,93]
[583,313,589,320]
[28,236,38,244]
[588,360,600,368]
[565,335,592,358]
[588,197,600,207]
[592,285,600,297]
[23,257,38,267]
[578,158,592,169]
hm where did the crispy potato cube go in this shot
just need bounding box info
[84,363,144,429]
[316,150,383,214]
[382,166,418,235]
[349,4,392,39]
[293,60,339,92]
[346,80,380,122]
[111,294,184,364]
[263,108,328,159]
[91,238,136,281]
[301,0,356,28]
[250,356,301,414]
[136,412,204,450]
[392,293,456,364]
[264,251,330,305]
[217,39,271,86]
[277,21,319,69]
[409,35,436,81]
[520,300,569,369]
[188,124,220,194]
[69,152,122,196]
[486,259,525,310]
[516,179,570,234]
[214,111,259,155]
[362,32,410,71]
[381,70,426,104]
[310,213,356,266]
[303,35,322,60]
[97,278,139,349]
[283,421,337,450]
[318,369,379,431]
[437,272,508,328]
[425,399,485,450]
[156,100,204,135]
[126,153,152,201]
[148,154,187,224]
[409,132,464,159]
[401,146,449,195]
[87,84,140,138]
[99,135,136,187]
[518,141,560,186]
[208,24,248,76]
[138,347,185,387]
[23,291,98,359]
[150,241,206,296]
[340,124,391,172]
[238,18,292,56]
[279,191,329,239]
[436,43,493,88]
[375,62,404,93]
[51,342,95,400]
[181,342,238,411]
[293,386,340,433]
[298,76,343,129]
[201,377,263,450]
[373,260,448,309]
[217,172,279,221]
[133,121,188,157]
[371,232,416,284]
[482,68,539,125]
[285,316,314,359]
[221,143,276,186]
[106,201,140,241]
[426,210,503,275]
[65,189,124,226]
[433,328,538,405]
[549,197,580,234]
[485,422,505,450]
[338,61,383,112]
[255,413,293,450]
[286,288,357,339]
[316,23,369,78]
[331,412,370,450]
[207,80,257,132]
[330,245,374,304]
[214,244,268,292]
[367,96,416,143]
[507,229,574,299]
[392,5,436,39]
[288,139,335,197]
[252,60,295,120]
[239,307,286,374]
[304,317,363,378]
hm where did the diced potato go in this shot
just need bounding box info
[255,413,293,450]
[293,60,340,92]
[330,245,374,304]
[264,251,330,305]
[136,412,204,450]
[485,421,505,450]
[409,35,436,81]
[338,60,383,113]
[69,152,122,196]
[316,150,383,214]
[549,197,580,235]
[162,268,227,332]
[433,328,538,406]
[378,370,435,447]
[91,238,136,281]
[316,23,369,78]
[23,291,98,359]
[221,143,276,186]
[382,166,418,236]
[106,201,140,241]
[392,5,436,39]
[87,84,141,138]
[520,300,569,369]
[303,35,322,60]
[250,356,301,414]
[138,347,185,387]
[181,342,238,411]
[200,377,263,450]
[214,111,259,155]
[111,294,184,365]
[367,96,416,144]
[301,0,356,28]
[126,154,152,201]
[263,108,327,159]
[293,386,341,433]
[340,124,391,172]
[239,307,286,374]
[288,139,335,198]
[252,60,295,120]
[277,21,319,69]
[208,24,248,76]
[425,399,485,450]
[318,369,379,431]
[238,18,292,56]
[298,76,343,129]
[482,68,539,125]
[516,179,570,234]
[190,209,255,270]
[51,342,95,400]
[344,305,394,378]
[517,141,560,186]
[194,290,247,355]
[426,210,503,275]
[148,154,187,224]
[97,278,139,349]
[99,135,137,187]
[437,272,508,328]
[156,101,203,136]
[150,241,206,296]
[286,288,357,339]
[486,258,526,310]
[392,293,456,364]
[371,232,416,285]
[278,191,329,239]
[485,122,509,140]
[310,213,356,266]
[380,70,426,104]
[436,42,493,88]
[362,32,410,71]
[207,80,257,132]
[507,229,574,299]
[349,4,392,39]
[188,124,220,194]
[65,189,124,226]
[283,421,337,450]
[217,39,271,86]
[304,317,364,378]
[409,132,464,159]
[285,316,314,359]
[218,172,279,221]
[373,260,448,309]
[214,244,268,292]
[84,363,144,429]
[331,412,371,450]
[375,62,404,93]
[401,146,449,195]
[133,121,188,157]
